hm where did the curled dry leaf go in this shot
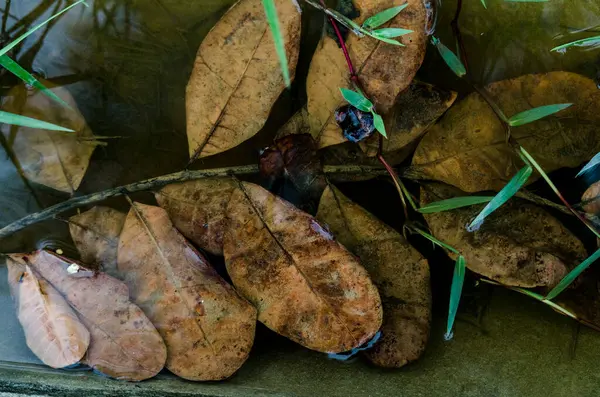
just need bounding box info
[69,206,126,276]
[186,0,301,161]
[6,259,90,369]
[306,0,430,149]
[1,79,97,193]
[582,181,600,215]
[118,203,257,381]
[412,72,600,192]
[155,178,237,255]
[223,181,382,353]
[9,250,167,381]
[316,185,430,368]
[421,183,587,288]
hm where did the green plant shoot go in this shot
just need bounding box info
[372,112,387,138]
[362,4,408,29]
[431,36,467,77]
[546,248,600,300]
[263,0,291,88]
[551,35,600,52]
[0,110,74,132]
[372,28,413,39]
[508,103,572,127]
[339,88,373,112]
[418,196,494,214]
[576,152,600,177]
[445,255,466,341]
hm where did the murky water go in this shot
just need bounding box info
[0,0,599,395]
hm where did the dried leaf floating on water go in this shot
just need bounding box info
[1,79,97,193]
[69,206,126,276]
[306,0,430,149]
[420,183,587,288]
[316,185,430,368]
[10,250,167,381]
[118,203,257,381]
[186,0,301,161]
[155,178,237,255]
[6,259,90,369]
[223,181,382,353]
[411,72,600,193]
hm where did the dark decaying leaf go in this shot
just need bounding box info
[421,183,587,288]
[307,0,430,149]
[9,250,167,381]
[118,203,257,381]
[69,206,126,276]
[155,178,237,255]
[6,259,90,369]
[223,181,382,353]
[316,185,430,367]
[1,79,97,193]
[186,0,301,161]
[412,72,600,192]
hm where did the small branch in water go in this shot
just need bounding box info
[0,164,389,239]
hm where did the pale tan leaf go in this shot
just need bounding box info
[223,181,382,353]
[118,203,257,381]
[186,0,301,160]
[6,260,90,369]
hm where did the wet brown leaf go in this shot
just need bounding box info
[6,259,90,369]
[186,0,301,160]
[118,203,257,381]
[316,185,430,367]
[275,107,311,139]
[10,250,167,381]
[412,72,600,192]
[306,0,430,149]
[223,181,382,353]
[421,183,587,288]
[1,79,97,193]
[155,178,237,255]
[69,206,126,276]
[582,181,600,215]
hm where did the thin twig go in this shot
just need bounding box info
[303,0,364,37]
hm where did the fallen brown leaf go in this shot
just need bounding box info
[155,178,237,255]
[316,185,430,367]
[10,250,167,381]
[118,202,257,381]
[1,79,97,193]
[223,181,382,353]
[6,259,90,369]
[306,0,429,149]
[186,0,301,161]
[582,181,600,215]
[421,183,587,288]
[412,72,600,192]
[69,206,126,276]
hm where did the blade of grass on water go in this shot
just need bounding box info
[546,247,600,300]
[576,152,600,177]
[481,0,487,8]
[411,227,460,254]
[0,110,73,132]
[362,4,408,29]
[431,36,466,77]
[551,35,600,52]
[339,88,373,111]
[372,27,413,39]
[445,255,466,341]
[262,0,290,88]
[418,196,494,214]
[0,55,70,108]
[508,103,572,127]
[467,165,532,232]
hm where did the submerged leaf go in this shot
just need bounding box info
[11,250,166,381]
[339,88,373,112]
[224,181,382,353]
[431,36,466,78]
[508,103,572,127]
[186,0,301,161]
[6,260,90,369]
[445,255,465,340]
[362,4,409,29]
[546,248,600,300]
[262,0,291,88]
[118,203,257,381]
[418,196,494,214]
[317,185,430,367]
[576,152,600,178]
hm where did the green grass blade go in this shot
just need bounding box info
[372,27,413,38]
[0,110,73,131]
[367,32,404,46]
[362,4,408,29]
[551,35,600,52]
[504,0,549,2]
[339,88,373,112]
[411,227,460,254]
[431,36,466,77]
[481,0,488,8]
[0,55,70,108]
[508,103,572,127]
[0,0,88,58]
[546,248,600,300]
[418,196,494,214]
[262,0,291,88]
[445,255,466,340]
[372,112,387,138]
[576,152,600,178]
[467,165,532,231]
